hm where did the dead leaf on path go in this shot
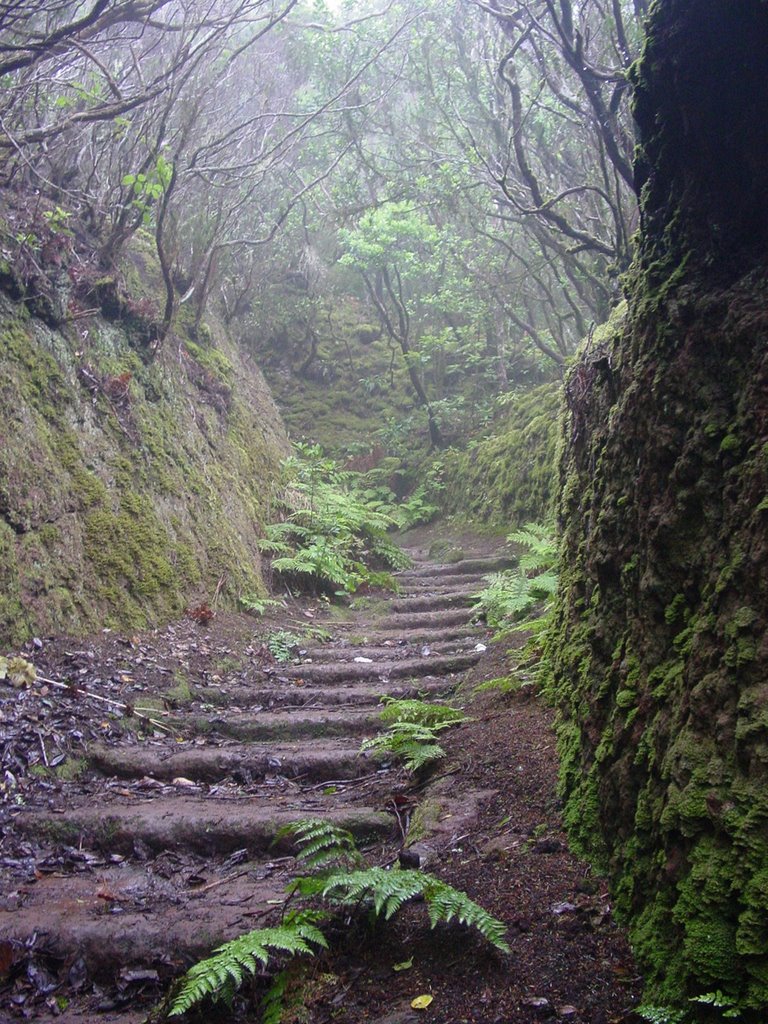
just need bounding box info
[393,957,413,972]
[411,994,433,1009]
[0,939,15,979]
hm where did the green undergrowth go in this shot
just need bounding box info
[361,697,468,772]
[261,443,437,595]
[166,818,508,1019]
[247,293,418,455]
[472,522,558,634]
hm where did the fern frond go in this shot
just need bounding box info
[472,569,539,625]
[277,818,361,869]
[397,739,445,771]
[530,570,558,597]
[366,530,413,570]
[168,912,327,1016]
[361,721,446,772]
[320,868,509,952]
[422,878,510,952]
[472,675,520,696]
[378,697,466,729]
[322,867,425,919]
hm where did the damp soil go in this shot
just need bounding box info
[0,531,643,1023]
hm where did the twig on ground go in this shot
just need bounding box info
[37,675,174,733]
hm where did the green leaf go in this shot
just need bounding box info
[168,912,327,1016]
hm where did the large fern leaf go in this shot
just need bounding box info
[422,877,510,952]
[168,912,327,1016]
[319,867,509,952]
[322,867,426,919]
[361,721,447,772]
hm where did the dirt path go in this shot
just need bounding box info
[0,534,642,1023]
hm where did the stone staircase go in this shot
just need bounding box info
[0,544,512,1019]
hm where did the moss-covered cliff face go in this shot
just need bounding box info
[440,383,561,529]
[551,1,768,1015]
[0,277,288,645]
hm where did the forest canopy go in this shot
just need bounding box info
[0,0,644,446]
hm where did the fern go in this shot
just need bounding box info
[472,675,527,696]
[239,594,282,615]
[690,990,742,1018]
[320,868,509,953]
[422,876,510,952]
[508,522,557,574]
[261,444,412,595]
[378,697,467,729]
[361,721,447,772]
[168,911,327,1016]
[277,818,362,870]
[267,630,302,662]
[362,699,467,771]
[472,569,539,627]
[473,521,559,633]
[636,1007,687,1024]
[170,815,510,1016]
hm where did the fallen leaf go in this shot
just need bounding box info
[411,995,433,1010]
[0,939,15,979]
[551,901,577,915]
[393,957,413,972]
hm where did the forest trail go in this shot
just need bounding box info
[0,534,641,1023]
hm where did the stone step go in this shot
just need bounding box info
[0,786,494,988]
[375,607,476,631]
[348,623,483,646]
[185,675,457,710]
[15,801,393,858]
[396,579,486,596]
[386,592,474,614]
[89,739,374,783]
[0,870,285,983]
[399,555,514,578]
[299,637,480,662]
[182,706,382,741]
[275,650,480,684]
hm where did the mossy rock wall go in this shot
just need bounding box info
[439,382,561,528]
[0,289,289,645]
[550,1,768,1015]
[247,294,418,454]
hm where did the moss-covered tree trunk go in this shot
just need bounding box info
[551,1,768,1015]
